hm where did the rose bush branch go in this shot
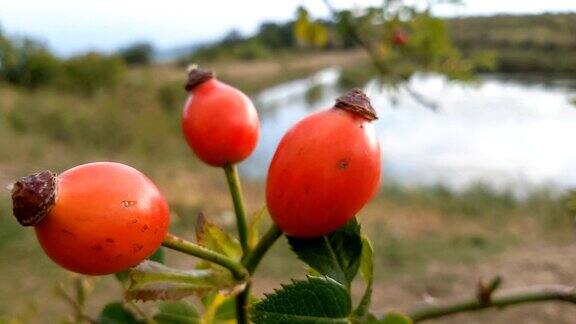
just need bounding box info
[320,0,469,111]
[409,284,576,322]
[223,170,284,324]
[162,233,248,280]
[54,282,97,324]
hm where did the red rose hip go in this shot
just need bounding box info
[182,67,260,167]
[266,89,381,237]
[392,30,408,46]
[11,162,170,275]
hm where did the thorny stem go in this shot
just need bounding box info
[223,164,250,254]
[161,233,248,280]
[409,284,576,322]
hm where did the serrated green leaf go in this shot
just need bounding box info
[287,219,362,287]
[125,261,242,301]
[196,213,242,260]
[99,302,140,324]
[248,207,266,250]
[154,301,199,324]
[352,236,375,319]
[251,276,352,324]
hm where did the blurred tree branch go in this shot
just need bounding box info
[409,282,576,322]
[322,0,439,110]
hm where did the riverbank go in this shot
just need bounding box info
[449,13,576,74]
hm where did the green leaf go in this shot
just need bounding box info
[380,312,413,324]
[205,293,236,322]
[251,276,352,324]
[115,247,165,283]
[99,302,140,324]
[154,301,200,324]
[248,207,266,250]
[365,312,413,324]
[287,219,362,287]
[115,270,130,283]
[359,237,374,283]
[194,214,244,284]
[352,236,375,319]
[125,261,242,301]
[149,247,166,263]
[213,296,237,321]
[202,292,257,322]
[196,213,242,260]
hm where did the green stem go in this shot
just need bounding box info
[162,233,247,280]
[54,284,97,324]
[223,163,251,324]
[409,284,576,322]
[243,224,283,273]
[223,166,284,324]
[235,225,283,324]
[235,285,250,324]
[223,164,250,254]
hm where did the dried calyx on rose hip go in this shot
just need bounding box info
[182,66,260,167]
[266,88,381,238]
[11,162,170,275]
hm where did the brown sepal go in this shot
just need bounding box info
[334,88,378,121]
[185,67,215,91]
[12,170,57,226]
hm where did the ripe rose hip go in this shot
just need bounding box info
[182,67,260,167]
[392,30,408,46]
[266,89,381,237]
[11,162,170,275]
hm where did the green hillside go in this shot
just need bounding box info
[448,13,576,72]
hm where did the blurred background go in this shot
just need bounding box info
[1,0,576,322]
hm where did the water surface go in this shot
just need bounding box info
[241,69,576,193]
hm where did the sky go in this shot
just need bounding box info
[0,0,575,56]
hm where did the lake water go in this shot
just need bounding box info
[240,68,576,193]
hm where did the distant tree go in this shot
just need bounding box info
[61,52,125,95]
[119,42,154,65]
[334,10,357,48]
[0,37,61,90]
[294,6,329,48]
[222,30,244,46]
[257,22,295,48]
